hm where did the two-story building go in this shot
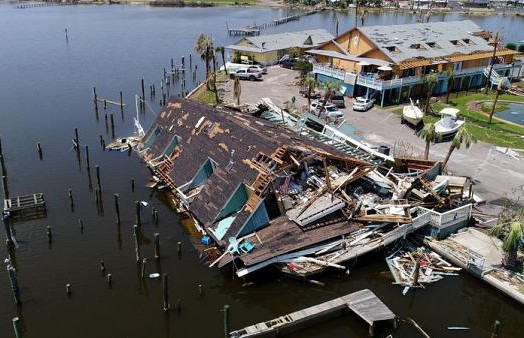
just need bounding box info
[308,20,521,107]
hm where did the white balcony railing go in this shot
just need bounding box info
[312,64,345,81]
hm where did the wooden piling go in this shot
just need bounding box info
[140,258,146,279]
[133,224,141,263]
[100,260,106,273]
[68,188,74,211]
[78,218,84,233]
[66,283,72,296]
[110,114,115,134]
[99,135,104,148]
[93,87,98,110]
[2,175,9,199]
[162,273,169,311]
[1,154,7,177]
[177,241,182,256]
[2,210,14,247]
[135,201,141,227]
[223,305,230,338]
[0,135,2,155]
[154,233,160,260]
[171,58,174,71]
[104,99,107,110]
[131,178,135,192]
[83,146,90,171]
[74,128,79,150]
[107,273,112,286]
[198,284,203,296]
[189,54,192,70]
[151,207,157,224]
[141,78,145,102]
[95,165,101,191]
[6,262,20,304]
[46,226,52,243]
[491,320,501,338]
[176,299,182,313]
[36,142,43,159]
[154,210,159,226]
[12,317,21,338]
[114,194,120,225]
[120,91,124,115]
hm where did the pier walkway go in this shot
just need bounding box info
[229,289,396,337]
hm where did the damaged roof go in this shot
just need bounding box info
[140,97,372,244]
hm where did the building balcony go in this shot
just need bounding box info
[313,64,345,81]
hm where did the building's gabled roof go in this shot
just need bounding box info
[358,20,497,64]
[225,29,334,53]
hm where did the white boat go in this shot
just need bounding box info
[434,108,465,138]
[402,99,423,126]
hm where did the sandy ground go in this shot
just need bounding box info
[221,66,524,203]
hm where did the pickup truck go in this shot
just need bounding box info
[230,68,262,81]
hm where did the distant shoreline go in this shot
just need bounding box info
[13,0,524,18]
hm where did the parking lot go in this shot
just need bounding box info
[220,66,524,203]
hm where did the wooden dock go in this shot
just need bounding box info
[228,27,260,36]
[229,289,396,337]
[3,193,46,222]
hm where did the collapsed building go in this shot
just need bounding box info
[136,97,475,279]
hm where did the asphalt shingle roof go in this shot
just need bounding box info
[358,20,491,63]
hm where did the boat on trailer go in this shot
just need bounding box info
[434,108,465,138]
[402,99,424,126]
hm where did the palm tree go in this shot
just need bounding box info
[299,77,320,108]
[490,221,523,269]
[422,71,438,114]
[195,34,214,80]
[442,126,476,168]
[416,122,440,160]
[489,77,510,124]
[216,46,227,75]
[445,70,455,104]
[319,80,340,117]
[233,76,241,106]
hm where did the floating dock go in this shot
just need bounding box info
[229,289,396,337]
[3,193,46,222]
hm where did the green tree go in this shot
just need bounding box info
[295,59,313,78]
[422,71,438,114]
[505,42,517,51]
[489,185,524,269]
[489,77,510,124]
[416,122,440,160]
[445,69,455,104]
[215,46,227,75]
[442,126,476,168]
[518,44,524,53]
[299,77,320,108]
[195,34,214,82]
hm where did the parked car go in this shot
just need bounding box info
[330,92,346,108]
[280,58,297,69]
[352,97,375,111]
[230,68,262,81]
[247,65,267,74]
[310,100,337,113]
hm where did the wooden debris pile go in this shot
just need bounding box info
[386,245,461,295]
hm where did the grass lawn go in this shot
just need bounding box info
[190,71,228,106]
[393,92,524,148]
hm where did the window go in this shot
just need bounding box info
[385,46,400,53]
[409,43,426,50]
[143,125,161,149]
[162,135,180,157]
[450,40,462,46]
[462,38,475,45]
[427,42,441,49]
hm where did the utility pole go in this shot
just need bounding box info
[484,31,500,93]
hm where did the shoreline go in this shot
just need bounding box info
[20,1,524,17]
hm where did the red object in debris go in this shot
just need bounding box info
[287,263,295,270]
[420,261,427,267]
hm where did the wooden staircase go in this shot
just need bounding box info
[153,156,176,189]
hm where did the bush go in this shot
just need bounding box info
[518,44,524,53]
[506,42,517,50]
